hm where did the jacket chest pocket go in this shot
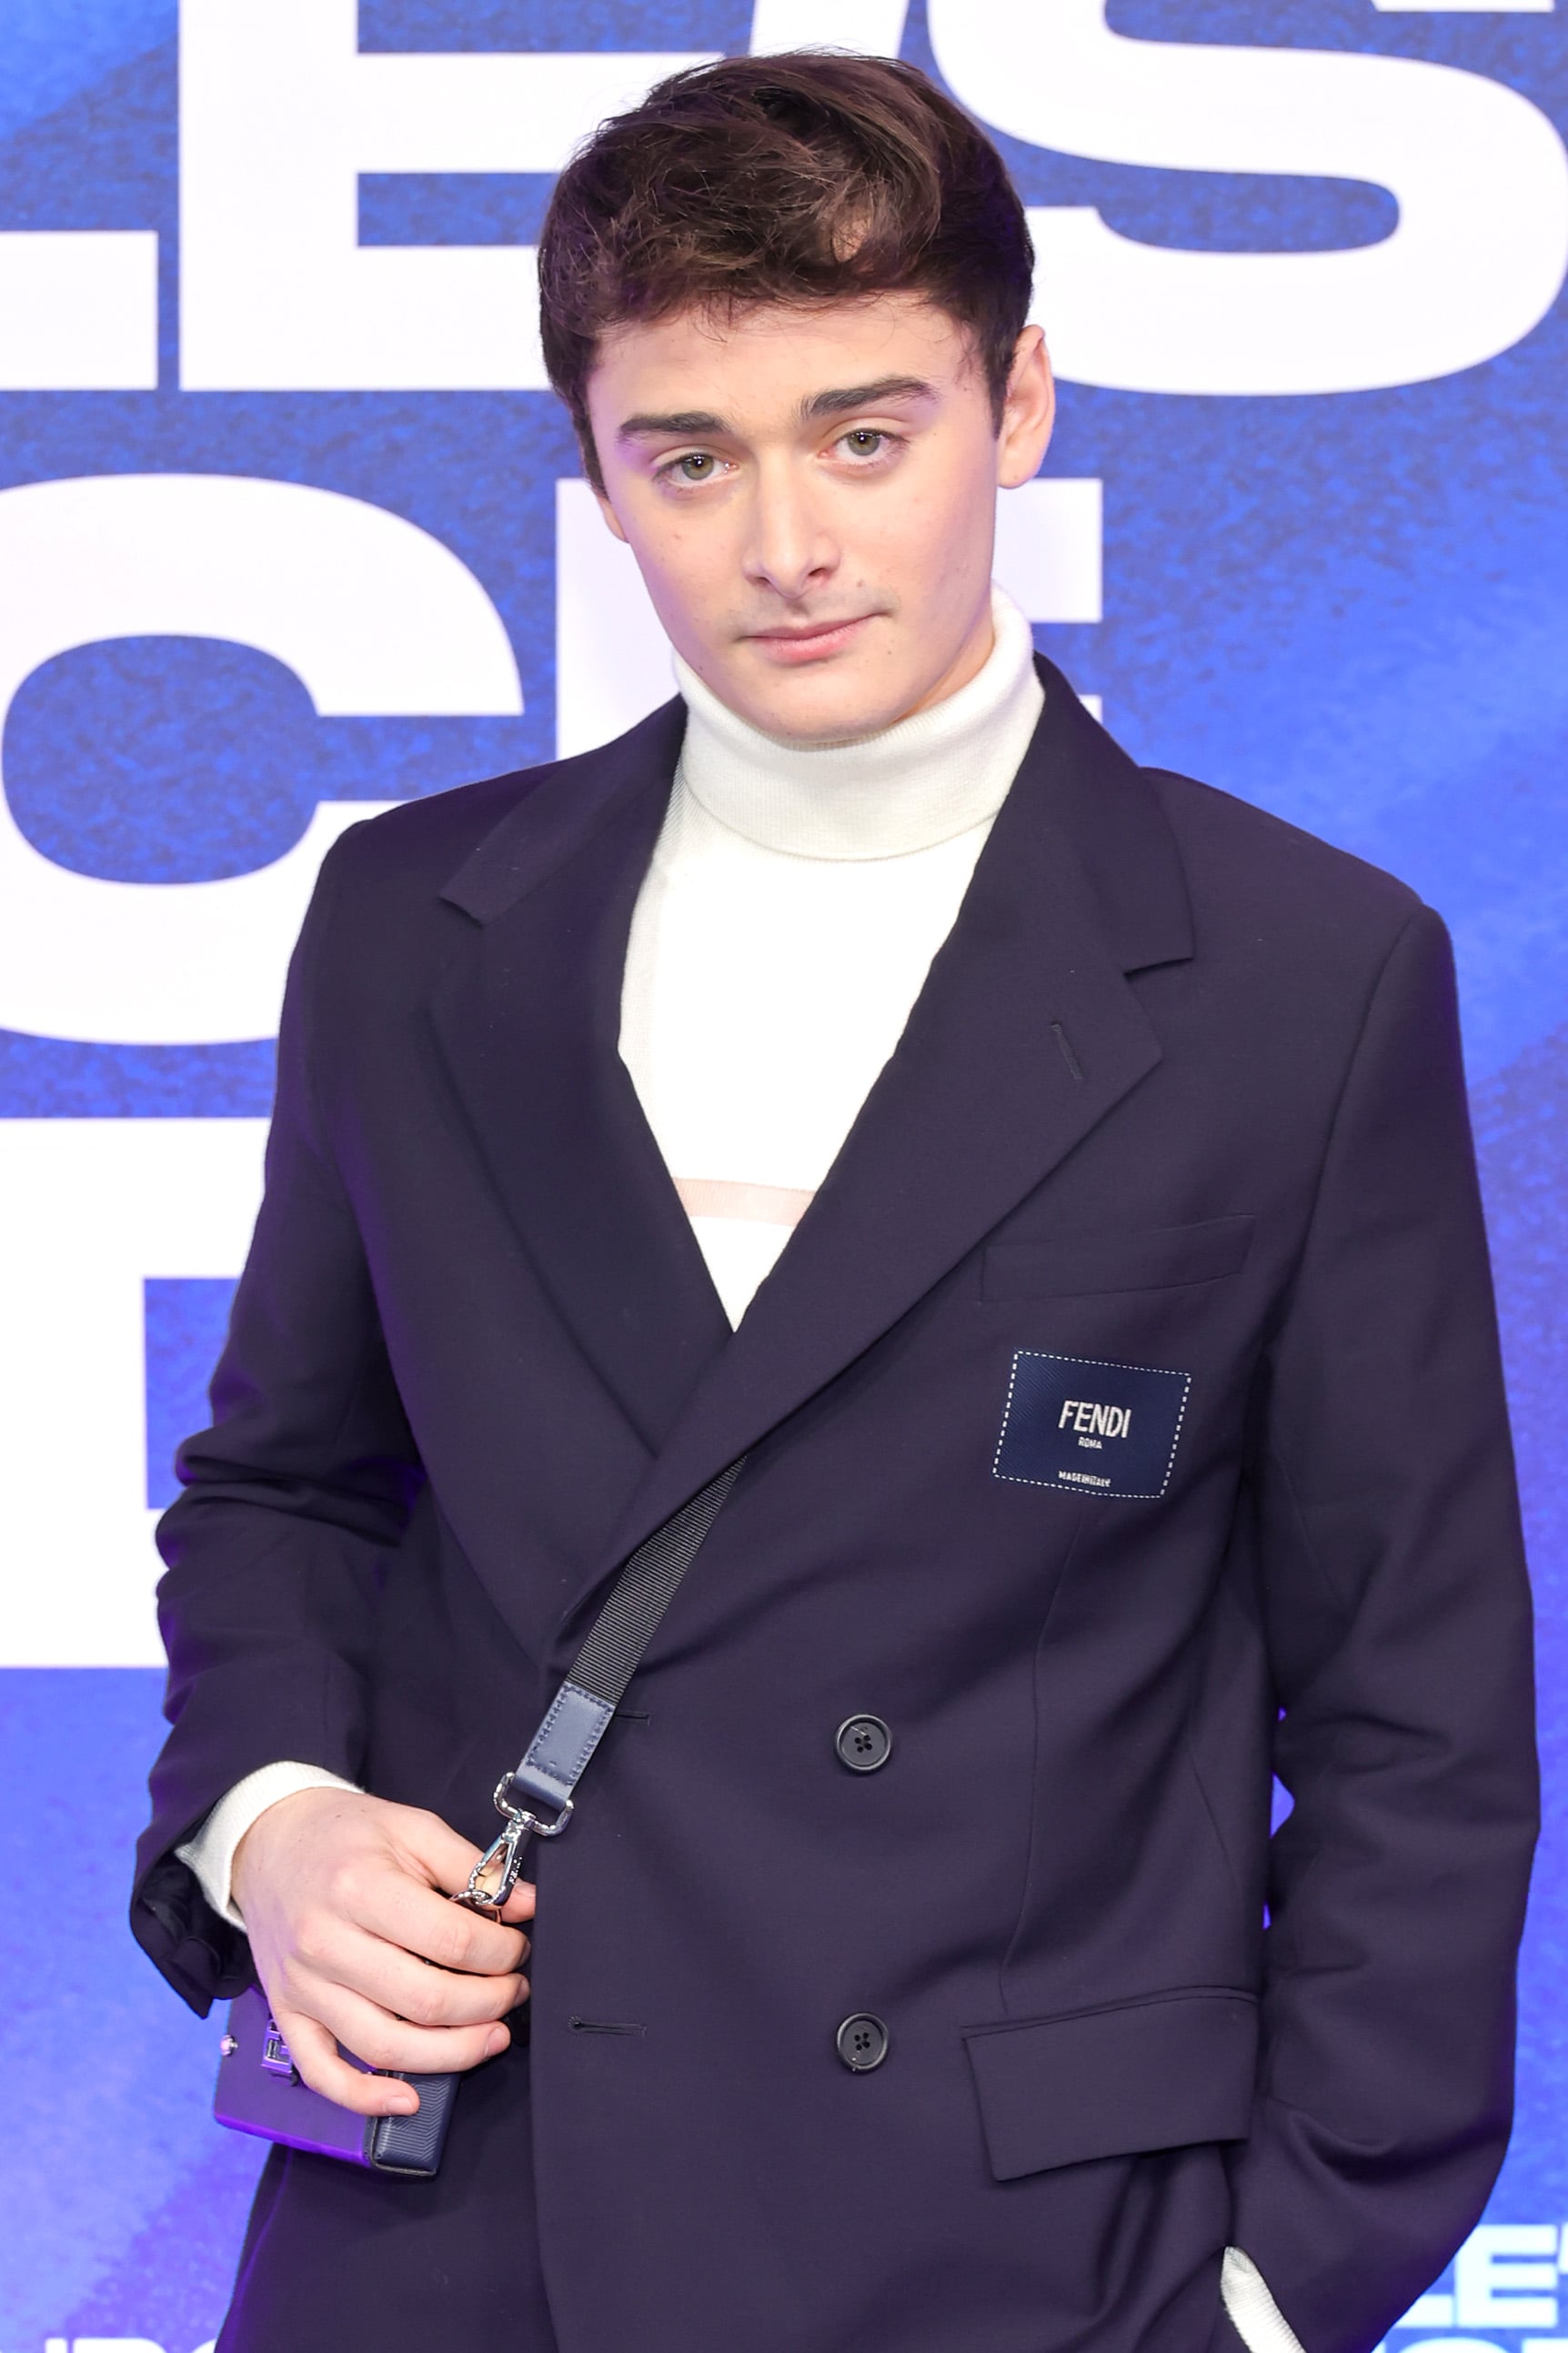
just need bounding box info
[983,1219,1255,1499]
[982,1215,1253,1302]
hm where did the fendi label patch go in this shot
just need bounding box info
[993,1351,1191,1500]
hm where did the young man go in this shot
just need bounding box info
[133,53,1535,2353]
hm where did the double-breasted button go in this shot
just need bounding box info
[835,1714,892,1773]
[836,2013,890,2072]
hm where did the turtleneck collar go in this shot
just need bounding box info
[670,586,1043,862]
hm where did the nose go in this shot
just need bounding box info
[741,458,839,603]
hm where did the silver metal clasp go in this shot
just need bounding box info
[454,1776,572,1915]
[261,2013,301,2084]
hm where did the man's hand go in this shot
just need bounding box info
[231,1786,534,2118]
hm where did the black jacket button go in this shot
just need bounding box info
[836,2013,890,2071]
[835,1714,892,1772]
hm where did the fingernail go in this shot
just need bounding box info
[485,2026,509,2057]
[387,2092,417,2114]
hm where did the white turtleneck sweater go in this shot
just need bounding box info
[621,585,1042,1325]
[176,590,1295,2353]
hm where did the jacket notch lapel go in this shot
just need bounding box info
[429,704,733,1453]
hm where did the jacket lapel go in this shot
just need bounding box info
[577,663,1196,1595]
[430,700,733,1453]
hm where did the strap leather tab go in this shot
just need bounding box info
[510,1680,616,1814]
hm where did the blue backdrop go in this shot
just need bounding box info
[2,4,1565,2347]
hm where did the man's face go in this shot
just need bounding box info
[585,295,1055,744]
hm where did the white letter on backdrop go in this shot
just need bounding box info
[993,480,1103,626]
[0,231,157,389]
[0,1119,266,1666]
[179,0,714,389]
[556,481,678,760]
[0,473,522,1044]
[928,0,1568,394]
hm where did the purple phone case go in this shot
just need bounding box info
[214,1985,458,2175]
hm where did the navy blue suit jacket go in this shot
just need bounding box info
[133,665,1536,2353]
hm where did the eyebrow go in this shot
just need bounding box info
[798,375,938,421]
[614,376,940,446]
[617,409,729,443]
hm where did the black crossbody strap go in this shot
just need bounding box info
[568,1458,745,1709]
[458,1458,745,1911]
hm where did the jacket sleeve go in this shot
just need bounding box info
[130,835,425,2014]
[1215,905,1538,2352]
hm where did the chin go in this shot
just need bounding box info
[730,663,911,747]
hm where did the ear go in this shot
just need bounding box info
[996,327,1056,490]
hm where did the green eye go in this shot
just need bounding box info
[846,429,883,454]
[677,453,715,480]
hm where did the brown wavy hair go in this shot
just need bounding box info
[537,52,1034,491]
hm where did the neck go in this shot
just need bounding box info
[671,587,1044,861]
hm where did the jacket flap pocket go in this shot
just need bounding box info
[983,1216,1253,1301]
[963,1989,1257,2182]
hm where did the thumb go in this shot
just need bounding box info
[395,1803,496,1896]
[500,1877,537,1927]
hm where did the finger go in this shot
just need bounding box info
[303,1809,530,1972]
[305,1839,528,1980]
[393,1805,502,1898]
[323,1924,527,2031]
[357,1870,530,1977]
[271,2003,420,2120]
[500,1879,536,1927]
[302,1977,518,2079]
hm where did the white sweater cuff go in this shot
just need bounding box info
[176,1760,361,1928]
[1222,2247,1306,2353]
